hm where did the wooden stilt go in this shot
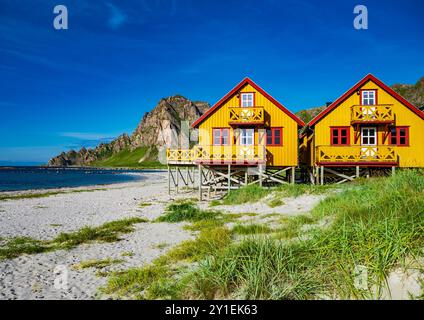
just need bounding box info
[259,164,263,187]
[167,166,171,195]
[198,165,202,201]
[392,166,396,176]
[320,166,324,185]
[227,164,231,192]
[245,170,248,186]
[177,167,180,193]
[291,167,295,185]
[356,166,360,178]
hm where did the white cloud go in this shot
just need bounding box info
[106,2,127,29]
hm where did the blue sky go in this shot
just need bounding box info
[0,0,423,165]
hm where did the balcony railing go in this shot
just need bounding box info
[351,105,395,124]
[167,145,266,164]
[228,107,265,125]
[316,146,398,165]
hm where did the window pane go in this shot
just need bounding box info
[213,129,220,145]
[333,129,339,137]
[341,137,347,145]
[399,129,406,137]
[363,137,369,144]
[399,137,406,145]
[274,136,281,145]
[332,137,338,145]
[369,137,375,145]
[274,129,281,137]
[341,129,347,137]
[222,129,229,145]
[266,129,272,145]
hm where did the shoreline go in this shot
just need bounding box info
[0,168,167,195]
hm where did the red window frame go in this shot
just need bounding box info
[212,128,230,146]
[330,127,350,146]
[389,127,409,146]
[239,92,256,108]
[266,128,283,146]
[360,89,378,105]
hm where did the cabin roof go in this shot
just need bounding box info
[192,77,305,128]
[307,73,424,128]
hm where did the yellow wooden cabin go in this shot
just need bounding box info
[167,78,305,198]
[301,74,424,184]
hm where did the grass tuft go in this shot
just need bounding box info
[223,184,271,205]
[73,258,125,270]
[156,201,221,223]
[0,217,147,260]
[232,224,273,235]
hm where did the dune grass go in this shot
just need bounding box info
[73,258,125,270]
[220,183,333,206]
[0,217,147,260]
[104,170,424,300]
[156,200,221,223]
[179,170,424,299]
[232,223,273,235]
[222,184,271,205]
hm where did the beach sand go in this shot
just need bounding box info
[0,171,194,299]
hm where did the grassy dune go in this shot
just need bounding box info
[103,170,424,299]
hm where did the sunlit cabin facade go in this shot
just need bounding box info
[167,78,304,198]
[301,74,424,184]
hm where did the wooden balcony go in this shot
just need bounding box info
[351,105,395,124]
[228,107,265,125]
[316,145,398,166]
[167,145,266,165]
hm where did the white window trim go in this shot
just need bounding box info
[240,93,254,107]
[361,127,377,146]
[240,128,254,146]
[361,90,376,106]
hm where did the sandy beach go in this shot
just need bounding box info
[0,171,195,299]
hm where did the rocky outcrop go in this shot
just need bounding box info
[130,95,209,148]
[48,96,210,167]
[392,77,424,108]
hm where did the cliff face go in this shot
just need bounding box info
[130,95,209,148]
[392,77,424,108]
[48,95,210,167]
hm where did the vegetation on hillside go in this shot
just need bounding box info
[90,147,164,168]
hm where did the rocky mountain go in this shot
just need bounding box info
[48,96,210,167]
[296,77,424,124]
[392,77,424,108]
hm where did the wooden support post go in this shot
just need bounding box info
[291,167,295,185]
[186,167,189,187]
[167,166,171,195]
[259,164,263,187]
[320,166,324,185]
[227,164,231,192]
[176,167,179,193]
[198,165,202,201]
[356,166,360,179]
[392,166,396,176]
[245,170,248,186]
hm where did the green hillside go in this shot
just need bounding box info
[90,147,164,169]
